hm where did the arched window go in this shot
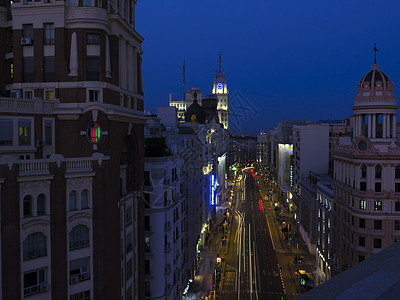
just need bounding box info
[23,232,47,260]
[81,190,89,209]
[396,166,400,179]
[375,165,382,179]
[69,225,89,250]
[37,194,46,216]
[23,195,32,217]
[69,191,77,211]
[361,165,367,178]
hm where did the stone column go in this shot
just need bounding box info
[69,32,78,76]
[387,114,392,138]
[368,114,372,138]
[393,114,397,138]
[372,114,376,138]
[383,115,387,138]
[358,115,362,136]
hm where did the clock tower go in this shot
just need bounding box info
[211,53,229,129]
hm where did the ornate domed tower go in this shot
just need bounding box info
[333,46,400,272]
[352,46,398,147]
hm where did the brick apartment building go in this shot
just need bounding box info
[0,1,146,299]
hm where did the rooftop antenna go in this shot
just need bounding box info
[218,52,222,75]
[373,43,378,65]
[183,59,186,100]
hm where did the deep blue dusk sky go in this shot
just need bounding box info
[136,0,400,134]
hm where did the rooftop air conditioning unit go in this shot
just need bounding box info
[21,38,32,45]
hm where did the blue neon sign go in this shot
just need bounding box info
[210,174,215,207]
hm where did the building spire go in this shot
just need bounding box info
[373,43,378,65]
[183,59,186,99]
[218,52,222,75]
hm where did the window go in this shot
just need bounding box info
[396,166,400,179]
[24,90,33,99]
[88,90,100,102]
[44,23,54,45]
[24,0,33,5]
[396,202,400,211]
[83,0,92,6]
[145,259,150,275]
[145,237,150,253]
[22,24,33,41]
[44,120,52,145]
[44,0,53,3]
[358,236,365,247]
[37,194,46,215]
[359,199,366,210]
[374,201,382,211]
[70,290,90,300]
[70,257,90,284]
[0,119,13,145]
[359,218,365,229]
[145,215,150,231]
[69,191,77,211]
[396,183,400,193]
[126,258,133,280]
[44,57,55,81]
[24,268,47,296]
[23,232,47,260]
[24,57,34,82]
[374,238,382,248]
[145,281,151,297]
[86,33,100,45]
[69,225,89,250]
[18,119,31,146]
[360,181,366,192]
[81,190,89,209]
[23,195,32,217]
[45,90,55,100]
[86,56,100,80]
[359,255,365,263]
[374,220,382,230]
[395,221,400,231]
[69,0,78,6]
[375,182,382,193]
[375,165,382,178]
[361,165,367,178]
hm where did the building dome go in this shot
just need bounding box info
[359,65,391,89]
[354,64,396,107]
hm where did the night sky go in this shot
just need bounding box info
[136,0,400,134]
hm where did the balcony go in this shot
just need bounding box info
[65,158,93,173]
[19,160,50,176]
[0,97,56,114]
[24,284,48,297]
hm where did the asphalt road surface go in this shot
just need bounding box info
[221,171,286,300]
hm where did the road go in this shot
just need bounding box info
[220,170,286,299]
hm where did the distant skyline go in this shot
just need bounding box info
[136,0,400,134]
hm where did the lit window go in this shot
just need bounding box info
[18,120,31,146]
[359,200,366,210]
[45,90,55,100]
[374,201,382,211]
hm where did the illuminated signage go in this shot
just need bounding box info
[210,174,215,207]
[87,122,102,144]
